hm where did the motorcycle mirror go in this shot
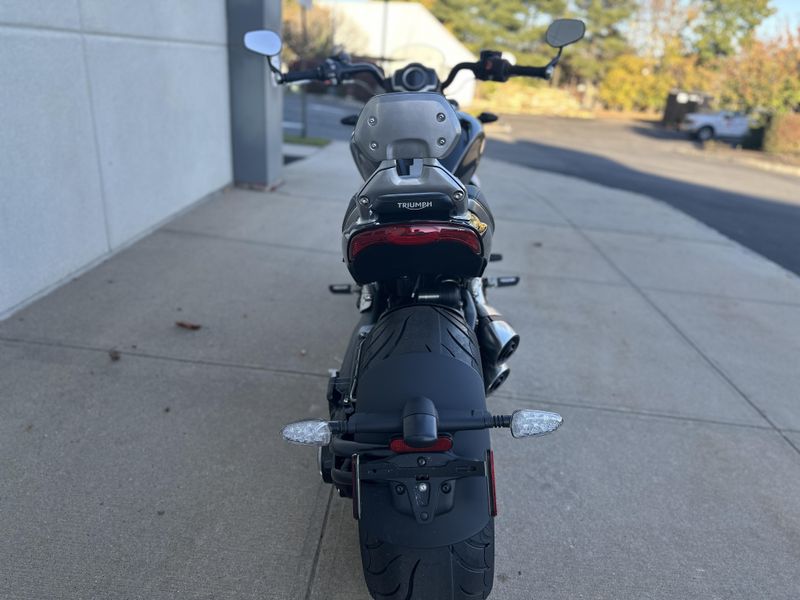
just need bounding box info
[545,19,586,49]
[244,29,283,57]
[281,419,332,446]
[510,410,563,438]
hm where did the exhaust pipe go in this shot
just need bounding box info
[469,278,520,364]
[483,362,511,395]
[478,316,520,364]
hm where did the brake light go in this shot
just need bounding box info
[389,436,453,453]
[349,224,481,259]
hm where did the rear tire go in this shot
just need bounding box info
[360,519,495,600]
[356,305,493,599]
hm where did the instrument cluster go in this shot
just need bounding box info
[391,63,440,92]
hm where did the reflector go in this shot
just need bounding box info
[281,419,332,445]
[389,436,453,453]
[510,410,562,438]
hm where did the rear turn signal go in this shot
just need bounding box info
[349,223,481,260]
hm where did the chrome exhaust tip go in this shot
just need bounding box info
[478,318,520,364]
[484,362,511,395]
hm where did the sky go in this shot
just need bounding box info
[760,0,800,37]
[324,0,800,39]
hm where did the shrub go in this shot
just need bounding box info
[763,113,800,155]
[472,81,588,117]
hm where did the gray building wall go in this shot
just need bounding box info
[0,1,250,319]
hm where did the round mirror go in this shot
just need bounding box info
[545,19,586,49]
[244,30,283,57]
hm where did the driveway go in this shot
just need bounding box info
[486,114,800,276]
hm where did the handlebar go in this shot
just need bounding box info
[280,67,322,83]
[441,51,553,90]
[507,64,551,79]
[278,52,552,93]
[278,58,387,89]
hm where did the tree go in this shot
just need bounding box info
[562,0,637,106]
[693,0,775,62]
[599,54,670,111]
[431,0,567,63]
[281,0,367,65]
[718,28,800,117]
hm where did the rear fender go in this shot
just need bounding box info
[354,352,492,548]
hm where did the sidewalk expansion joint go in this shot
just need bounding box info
[303,486,334,600]
[638,286,800,309]
[488,270,629,289]
[534,196,800,459]
[494,216,734,246]
[0,336,329,380]
[492,391,774,432]
[159,228,340,256]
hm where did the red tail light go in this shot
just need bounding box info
[349,223,481,260]
[389,436,453,453]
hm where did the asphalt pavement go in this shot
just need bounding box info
[2,141,799,599]
[486,115,800,276]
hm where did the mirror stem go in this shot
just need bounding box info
[267,57,284,83]
[548,47,563,69]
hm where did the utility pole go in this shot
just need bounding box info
[380,0,389,72]
[298,0,313,138]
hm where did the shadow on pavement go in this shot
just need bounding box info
[486,137,800,276]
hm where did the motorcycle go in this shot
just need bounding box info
[245,18,585,600]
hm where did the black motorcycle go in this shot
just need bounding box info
[245,19,585,600]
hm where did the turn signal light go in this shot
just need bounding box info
[281,419,332,445]
[349,223,481,259]
[509,410,563,438]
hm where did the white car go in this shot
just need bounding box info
[681,111,751,141]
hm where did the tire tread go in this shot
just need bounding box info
[360,520,494,600]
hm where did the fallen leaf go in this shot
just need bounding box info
[175,321,202,331]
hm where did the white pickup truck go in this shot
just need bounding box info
[680,111,751,141]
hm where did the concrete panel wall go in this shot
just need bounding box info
[0,1,233,319]
[0,26,109,316]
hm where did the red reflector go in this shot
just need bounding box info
[487,449,498,517]
[349,223,481,259]
[389,436,453,453]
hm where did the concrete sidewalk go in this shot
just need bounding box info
[2,142,799,599]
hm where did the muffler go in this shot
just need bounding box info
[477,316,520,364]
[483,361,510,394]
[469,278,520,365]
